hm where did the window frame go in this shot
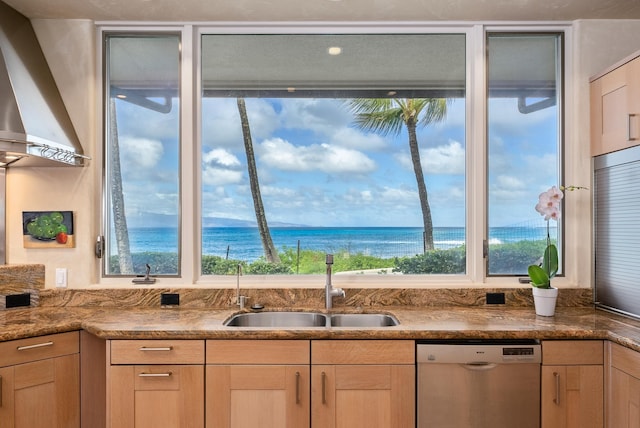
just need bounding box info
[98,22,577,289]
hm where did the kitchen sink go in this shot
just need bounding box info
[330,313,399,327]
[224,311,400,327]
[224,311,328,327]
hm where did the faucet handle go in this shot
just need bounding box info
[238,295,249,310]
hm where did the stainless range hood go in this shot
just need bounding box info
[0,1,87,167]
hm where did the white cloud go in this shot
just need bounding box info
[202,166,243,186]
[279,99,351,135]
[201,98,280,149]
[120,136,163,169]
[330,127,388,151]
[203,148,241,167]
[394,140,465,175]
[424,140,466,174]
[258,138,376,174]
[202,148,244,186]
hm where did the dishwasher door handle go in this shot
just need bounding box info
[462,362,498,371]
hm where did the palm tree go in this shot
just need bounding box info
[347,98,448,251]
[108,97,134,273]
[237,98,281,263]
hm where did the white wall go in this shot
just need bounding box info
[7,19,640,288]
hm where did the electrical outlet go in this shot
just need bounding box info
[55,268,67,288]
[161,293,180,306]
[486,292,505,304]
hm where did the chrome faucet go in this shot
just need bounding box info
[325,254,345,309]
[236,264,248,310]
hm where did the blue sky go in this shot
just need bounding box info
[114,94,559,229]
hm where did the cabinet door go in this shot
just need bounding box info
[108,365,204,428]
[541,365,603,428]
[206,365,309,428]
[0,353,79,428]
[311,364,414,428]
[591,56,640,156]
[628,57,640,144]
[609,366,640,428]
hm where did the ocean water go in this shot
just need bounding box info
[127,226,553,262]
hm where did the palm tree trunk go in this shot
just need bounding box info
[108,98,134,273]
[407,119,435,251]
[237,98,281,263]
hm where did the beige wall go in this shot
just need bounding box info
[6,19,99,288]
[6,19,640,288]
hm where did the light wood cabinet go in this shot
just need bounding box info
[205,340,310,428]
[311,340,415,428]
[0,331,80,428]
[591,53,640,156]
[205,339,414,428]
[107,339,205,428]
[607,341,640,428]
[541,340,603,428]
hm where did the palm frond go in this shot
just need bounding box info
[346,98,449,136]
[347,98,405,136]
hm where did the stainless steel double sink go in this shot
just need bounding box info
[224,311,399,328]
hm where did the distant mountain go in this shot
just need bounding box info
[127,212,306,228]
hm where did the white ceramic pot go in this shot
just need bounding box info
[532,286,558,316]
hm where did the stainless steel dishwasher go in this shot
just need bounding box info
[417,339,541,428]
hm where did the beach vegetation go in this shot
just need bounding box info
[112,240,548,277]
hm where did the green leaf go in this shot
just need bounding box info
[528,265,550,288]
[542,244,559,279]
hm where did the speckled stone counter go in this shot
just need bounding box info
[3,305,640,353]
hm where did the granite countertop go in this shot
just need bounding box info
[3,305,640,352]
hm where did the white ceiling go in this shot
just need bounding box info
[5,0,640,21]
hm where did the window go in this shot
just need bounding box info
[486,33,563,275]
[101,25,566,284]
[103,34,181,276]
[200,33,467,276]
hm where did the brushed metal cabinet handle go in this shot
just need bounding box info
[321,371,327,404]
[295,371,300,404]
[553,372,560,405]
[17,341,54,351]
[139,346,173,352]
[138,372,172,377]
[0,374,3,407]
[629,113,639,141]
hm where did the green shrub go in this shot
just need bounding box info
[110,240,547,277]
[393,247,466,274]
[245,260,293,275]
[201,255,246,275]
[488,240,547,274]
[109,252,178,275]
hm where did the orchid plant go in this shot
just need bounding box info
[527,185,586,288]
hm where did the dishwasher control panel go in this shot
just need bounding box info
[417,340,542,364]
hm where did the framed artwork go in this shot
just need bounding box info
[22,211,74,248]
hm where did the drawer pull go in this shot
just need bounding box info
[629,113,639,141]
[139,346,173,352]
[17,341,54,351]
[321,371,327,404]
[138,372,173,377]
[553,372,560,405]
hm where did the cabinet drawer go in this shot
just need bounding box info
[542,340,603,365]
[610,341,640,379]
[206,340,310,364]
[0,331,79,368]
[110,340,204,364]
[312,340,415,365]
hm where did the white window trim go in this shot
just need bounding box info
[97,22,580,290]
